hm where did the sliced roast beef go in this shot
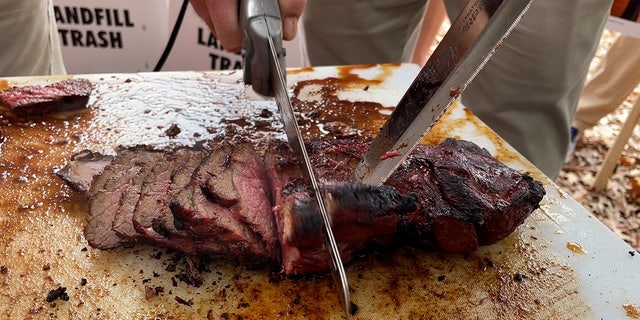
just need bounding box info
[84,147,157,249]
[111,150,166,244]
[196,143,278,260]
[57,137,546,276]
[263,139,313,274]
[167,142,275,262]
[0,78,92,116]
[132,147,205,248]
[55,150,114,193]
[129,147,236,260]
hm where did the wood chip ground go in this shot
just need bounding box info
[556,32,640,250]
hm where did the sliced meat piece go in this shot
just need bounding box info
[167,142,273,261]
[112,150,166,244]
[133,147,231,257]
[55,150,114,193]
[170,182,267,260]
[132,147,206,244]
[0,78,92,116]
[264,140,308,274]
[84,147,155,249]
[198,143,278,260]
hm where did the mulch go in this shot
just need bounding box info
[555,32,640,250]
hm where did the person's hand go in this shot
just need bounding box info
[189,0,306,53]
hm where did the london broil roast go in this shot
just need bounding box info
[57,136,545,276]
[2,78,545,277]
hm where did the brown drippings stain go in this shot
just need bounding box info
[291,65,393,140]
[624,304,640,318]
[566,242,587,254]
[287,67,315,75]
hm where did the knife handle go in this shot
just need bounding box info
[240,0,287,97]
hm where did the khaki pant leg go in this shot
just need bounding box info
[573,35,640,131]
[0,0,66,76]
[443,0,611,177]
[303,0,426,66]
[47,0,67,75]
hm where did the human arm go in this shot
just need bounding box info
[189,0,306,53]
[410,0,446,66]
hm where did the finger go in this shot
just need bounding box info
[279,0,306,40]
[189,0,217,36]
[205,0,243,52]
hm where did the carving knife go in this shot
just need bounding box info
[353,0,533,185]
[240,0,352,316]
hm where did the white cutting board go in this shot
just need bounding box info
[0,64,638,319]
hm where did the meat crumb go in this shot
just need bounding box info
[80,278,87,286]
[449,86,461,97]
[46,286,69,302]
[350,302,359,316]
[259,109,273,118]
[175,256,204,287]
[175,296,193,307]
[42,263,51,271]
[164,123,181,138]
[380,150,402,160]
[145,286,157,301]
[1,265,9,274]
